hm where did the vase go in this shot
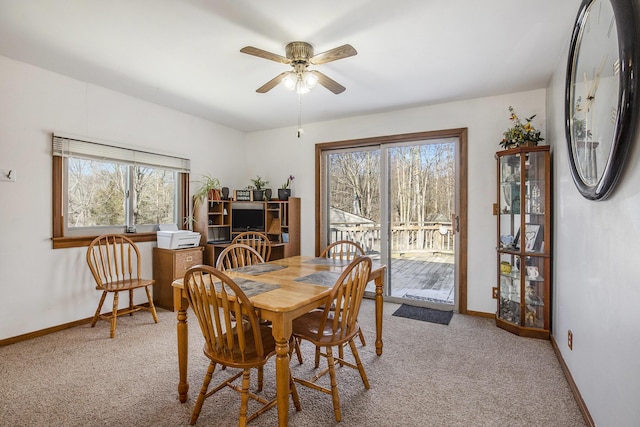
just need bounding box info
[252,190,264,201]
[278,188,290,200]
[264,188,272,200]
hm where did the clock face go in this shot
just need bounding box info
[565,0,639,200]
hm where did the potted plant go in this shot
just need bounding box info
[250,176,269,201]
[499,106,544,149]
[278,175,294,200]
[185,174,221,228]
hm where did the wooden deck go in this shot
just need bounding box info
[366,252,455,305]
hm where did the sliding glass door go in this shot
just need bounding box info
[319,130,465,312]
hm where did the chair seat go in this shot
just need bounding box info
[101,278,154,292]
[204,323,276,368]
[292,311,358,347]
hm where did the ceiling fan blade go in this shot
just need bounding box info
[310,44,357,65]
[310,70,346,94]
[256,72,289,93]
[240,46,290,64]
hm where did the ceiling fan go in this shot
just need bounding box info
[240,41,357,94]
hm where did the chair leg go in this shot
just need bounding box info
[190,361,215,425]
[358,327,366,346]
[289,367,302,411]
[129,289,134,316]
[294,337,303,365]
[325,346,342,422]
[110,291,119,338]
[92,291,108,327]
[239,369,251,427]
[348,339,370,389]
[257,366,264,391]
[144,286,159,323]
[314,346,321,368]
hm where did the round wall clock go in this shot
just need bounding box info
[565,0,639,200]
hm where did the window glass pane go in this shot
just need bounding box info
[67,158,126,227]
[133,166,176,225]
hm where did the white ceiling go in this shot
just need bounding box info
[0,0,580,132]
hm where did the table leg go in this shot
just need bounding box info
[375,273,384,356]
[175,287,189,403]
[271,315,292,426]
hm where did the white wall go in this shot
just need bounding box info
[0,55,245,339]
[546,9,640,425]
[244,90,547,314]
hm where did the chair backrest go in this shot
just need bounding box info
[184,265,265,365]
[216,243,265,271]
[320,240,365,261]
[232,231,272,261]
[86,234,142,289]
[317,256,372,343]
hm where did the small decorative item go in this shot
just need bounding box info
[500,234,514,248]
[499,106,544,149]
[526,266,539,279]
[500,261,512,275]
[221,187,229,200]
[264,188,272,200]
[278,174,294,200]
[234,189,251,201]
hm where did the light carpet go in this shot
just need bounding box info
[0,300,586,426]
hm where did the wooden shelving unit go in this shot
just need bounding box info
[193,196,300,266]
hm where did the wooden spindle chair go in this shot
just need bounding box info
[232,231,272,262]
[85,234,158,338]
[290,256,372,422]
[184,265,301,426]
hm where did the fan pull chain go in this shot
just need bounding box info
[297,93,304,138]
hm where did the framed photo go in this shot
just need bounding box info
[515,223,543,252]
[234,189,252,201]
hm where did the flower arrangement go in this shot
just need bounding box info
[281,175,294,189]
[499,106,544,149]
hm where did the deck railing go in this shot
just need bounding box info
[330,221,454,254]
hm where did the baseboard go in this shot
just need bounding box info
[0,303,155,347]
[465,309,495,319]
[0,317,93,347]
[550,335,595,427]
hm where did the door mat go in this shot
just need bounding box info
[392,304,453,325]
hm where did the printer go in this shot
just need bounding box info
[157,224,201,250]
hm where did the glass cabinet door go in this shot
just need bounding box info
[496,146,550,339]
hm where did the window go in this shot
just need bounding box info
[52,134,190,248]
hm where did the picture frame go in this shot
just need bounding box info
[514,223,543,252]
[234,189,252,201]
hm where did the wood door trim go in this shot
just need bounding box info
[315,128,468,313]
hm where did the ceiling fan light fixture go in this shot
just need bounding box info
[282,72,297,90]
[303,71,318,88]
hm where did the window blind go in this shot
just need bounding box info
[52,134,190,173]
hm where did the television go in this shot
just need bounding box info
[232,208,265,232]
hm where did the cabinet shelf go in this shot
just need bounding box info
[496,146,551,339]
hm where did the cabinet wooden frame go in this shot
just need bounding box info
[495,145,551,339]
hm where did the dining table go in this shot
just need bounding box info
[172,255,386,426]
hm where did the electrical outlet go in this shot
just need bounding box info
[568,330,573,350]
[492,287,498,299]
